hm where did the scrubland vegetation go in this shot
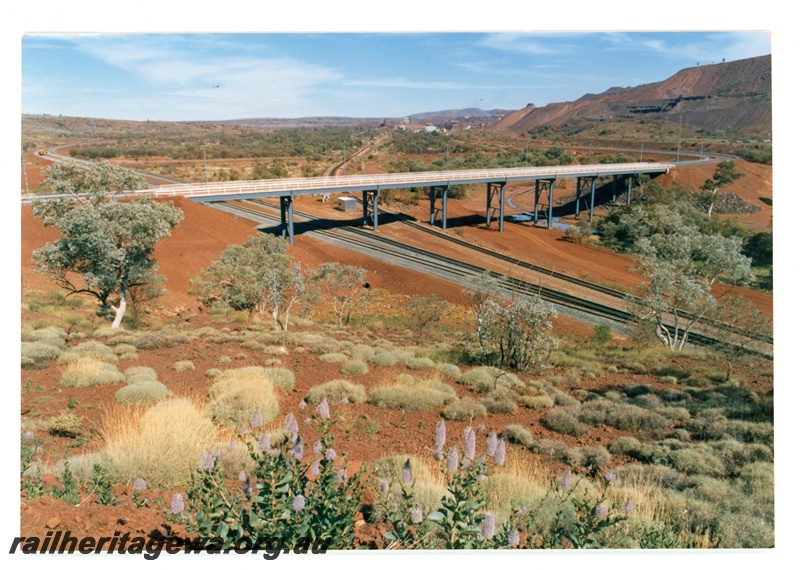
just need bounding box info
[20,131,773,550]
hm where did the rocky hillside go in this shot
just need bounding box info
[496,55,771,137]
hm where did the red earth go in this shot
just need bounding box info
[18,151,773,549]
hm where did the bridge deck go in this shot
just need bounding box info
[148,162,672,202]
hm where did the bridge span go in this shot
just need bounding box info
[150,162,672,244]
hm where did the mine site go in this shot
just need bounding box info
[18,36,774,554]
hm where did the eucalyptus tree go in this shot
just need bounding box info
[190,234,304,330]
[625,206,753,350]
[31,161,183,328]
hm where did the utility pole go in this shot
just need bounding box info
[203,143,208,183]
[21,146,30,195]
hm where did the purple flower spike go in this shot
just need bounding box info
[494,439,506,466]
[250,408,263,428]
[298,401,307,410]
[464,427,476,460]
[378,478,390,493]
[337,468,347,484]
[293,494,306,512]
[310,461,320,477]
[622,498,634,514]
[133,478,146,492]
[313,440,323,455]
[401,459,413,485]
[238,470,247,482]
[291,441,304,461]
[200,452,215,470]
[479,512,496,541]
[486,431,498,456]
[325,448,337,461]
[446,446,459,472]
[605,471,617,483]
[434,419,446,450]
[258,432,271,452]
[170,493,184,515]
[560,470,573,489]
[316,398,331,420]
[411,508,423,524]
[508,528,520,547]
[595,504,608,520]
[284,413,299,436]
[23,431,34,441]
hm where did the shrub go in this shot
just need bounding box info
[48,412,83,437]
[406,357,435,371]
[130,333,175,350]
[436,363,462,380]
[264,367,296,391]
[101,398,218,488]
[21,341,63,363]
[609,436,643,458]
[23,325,68,347]
[205,368,222,379]
[57,340,118,364]
[124,366,157,384]
[519,395,555,409]
[306,380,367,405]
[458,366,521,393]
[341,359,369,376]
[570,446,612,471]
[441,398,488,421]
[207,372,280,428]
[319,352,348,364]
[502,424,534,448]
[369,351,399,367]
[115,381,170,405]
[173,360,196,372]
[669,447,726,477]
[542,407,588,436]
[368,382,456,411]
[481,390,518,414]
[60,358,125,388]
[349,344,376,361]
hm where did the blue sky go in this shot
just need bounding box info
[22,31,771,122]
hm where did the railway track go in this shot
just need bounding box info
[213,199,770,357]
[361,199,774,347]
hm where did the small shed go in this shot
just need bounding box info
[337,196,357,212]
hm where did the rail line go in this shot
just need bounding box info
[214,199,769,356]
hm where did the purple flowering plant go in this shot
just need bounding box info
[168,408,365,550]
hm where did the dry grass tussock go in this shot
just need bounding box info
[100,398,218,489]
[207,369,281,428]
[60,357,125,388]
[482,449,551,520]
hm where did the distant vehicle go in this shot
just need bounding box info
[37,150,46,156]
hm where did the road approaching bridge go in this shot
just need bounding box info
[149,162,673,244]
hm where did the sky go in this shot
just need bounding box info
[21,31,771,122]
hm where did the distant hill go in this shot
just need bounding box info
[495,55,771,137]
[407,108,511,123]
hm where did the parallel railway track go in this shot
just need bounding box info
[213,199,771,358]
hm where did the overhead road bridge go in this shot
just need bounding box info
[148,162,672,245]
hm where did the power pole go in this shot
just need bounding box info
[203,143,208,183]
[21,146,30,195]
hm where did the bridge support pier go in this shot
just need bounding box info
[533,178,556,228]
[627,176,633,205]
[280,195,295,246]
[362,190,379,231]
[429,185,449,230]
[486,182,506,231]
[575,176,597,220]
